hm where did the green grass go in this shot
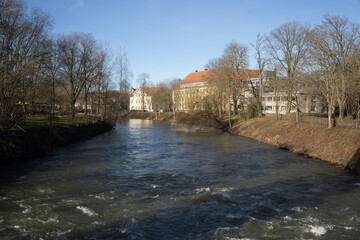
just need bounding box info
[20,114,102,130]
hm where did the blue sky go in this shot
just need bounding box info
[27,0,360,88]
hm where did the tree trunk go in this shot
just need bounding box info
[173,106,176,121]
[233,96,238,115]
[71,99,76,117]
[328,104,333,128]
[295,95,300,122]
[338,99,345,119]
[228,98,231,128]
[84,89,88,116]
[275,96,279,120]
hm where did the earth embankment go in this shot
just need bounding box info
[229,117,360,173]
[0,121,114,163]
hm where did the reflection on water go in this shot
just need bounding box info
[0,119,359,239]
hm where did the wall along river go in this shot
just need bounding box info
[0,119,360,239]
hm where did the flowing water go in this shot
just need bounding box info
[0,119,360,239]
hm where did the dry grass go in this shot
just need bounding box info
[230,118,360,172]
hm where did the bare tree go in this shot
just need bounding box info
[0,0,52,128]
[222,40,249,115]
[252,33,268,115]
[57,33,85,117]
[308,15,360,127]
[41,37,60,115]
[79,33,97,115]
[266,22,310,121]
[116,46,132,111]
[319,15,359,119]
[94,42,113,116]
[137,73,149,112]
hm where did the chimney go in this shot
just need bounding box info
[204,68,208,71]
[195,70,198,72]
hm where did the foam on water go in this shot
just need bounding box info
[195,187,211,194]
[306,225,327,236]
[76,206,98,216]
[36,217,59,224]
[57,229,72,236]
[90,193,115,201]
[36,187,55,194]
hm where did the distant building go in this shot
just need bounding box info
[129,87,160,112]
[262,91,325,114]
[172,69,262,112]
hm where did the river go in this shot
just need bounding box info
[0,119,359,239]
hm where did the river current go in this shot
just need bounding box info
[0,119,359,239]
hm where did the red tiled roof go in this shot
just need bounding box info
[145,87,161,96]
[129,87,160,97]
[180,70,211,85]
[129,88,136,97]
[179,69,260,86]
[239,69,260,79]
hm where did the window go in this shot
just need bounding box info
[265,106,272,111]
[280,106,287,111]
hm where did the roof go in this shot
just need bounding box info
[180,70,211,85]
[179,69,261,87]
[129,87,161,97]
[239,69,260,79]
[145,87,161,96]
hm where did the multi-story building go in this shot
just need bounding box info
[262,91,325,114]
[173,69,262,112]
[129,87,160,112]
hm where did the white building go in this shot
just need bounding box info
[262,91,325,114]
[129,87,160,112]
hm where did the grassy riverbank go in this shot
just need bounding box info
[0,117,115,163]
[122,111,360,174]
[228,118,360,173]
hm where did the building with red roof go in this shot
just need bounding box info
[173,69,262,112]
[129,87,161,112]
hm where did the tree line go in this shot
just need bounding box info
[198,15,359,128]
[0,0,130,133]
[133,14,359,129]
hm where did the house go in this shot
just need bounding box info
[129,87,160,112]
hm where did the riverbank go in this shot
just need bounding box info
[121,111,360,174]
[0,121,114,163]
[228,117,360,173]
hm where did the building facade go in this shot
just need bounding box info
[262,91,325,114]
[173,69,262,112]
[129,87,160,112]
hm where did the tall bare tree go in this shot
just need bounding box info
[319,15,359,119]
[308,15,360,127]
[79,33,97,115]
[266,21,310,121]
[94,42,113,116]
[252,33,268,114]
[0,0,52,129]
[137,73,149,112]
[116,46,132,111]
[222,40,249,115]
[57,33,85,117]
